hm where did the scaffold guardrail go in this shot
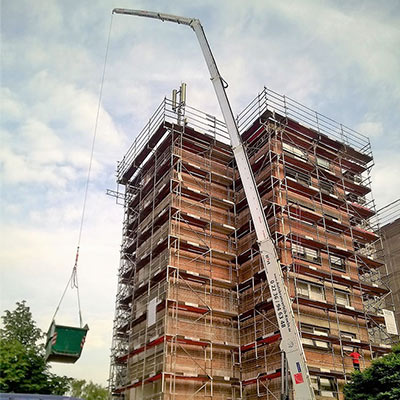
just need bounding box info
[117,98,229,182]
[238,87,372,159]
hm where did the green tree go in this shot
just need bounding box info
[1,301,42,347]
[0,301,70,394]
[344,344,400,400]
[69,379,108,400]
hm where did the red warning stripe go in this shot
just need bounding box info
[51,332,58,346]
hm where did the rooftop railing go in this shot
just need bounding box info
[119,87,374,182]
[238,87,372,159]
[117,98,229,182]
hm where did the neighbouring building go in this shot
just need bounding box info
[374,200,400,337]
[109,87,398,399]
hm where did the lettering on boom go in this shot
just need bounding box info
[269,273,291,332]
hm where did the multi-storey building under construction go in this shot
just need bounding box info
[109,87,399,399]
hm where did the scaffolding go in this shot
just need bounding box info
[109,87,398,400]
[109,97,240,400]
[235,87,398,399]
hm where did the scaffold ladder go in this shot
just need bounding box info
[112,8,315,399]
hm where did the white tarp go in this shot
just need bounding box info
[147,298,157,327]
[383,309,398,335]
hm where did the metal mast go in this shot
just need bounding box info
[112,8,315,399]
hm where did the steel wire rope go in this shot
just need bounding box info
[51,14,114,328]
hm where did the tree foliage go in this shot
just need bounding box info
[0,301,70,394]
[69,379,108,400]
[1,301,43,347]
[344,344,400,400]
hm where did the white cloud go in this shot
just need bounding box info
[1,88,25,121]
[356,121,384,138]
[371,154,400,209]
[0,145,64,186]
[26,71,125,151]
[268,1,400,93]
[1,70,125,188]
[21,119,64,162]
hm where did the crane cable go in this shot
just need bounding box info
[51,14,114,328]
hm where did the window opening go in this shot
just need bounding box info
[329,254,346,272]
[335,289,351,306]
[282,141,308,160]
[297,281,325,302]
[317,156,330,170]
[301,324,330,349]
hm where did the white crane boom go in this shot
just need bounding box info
[113,8,315,399]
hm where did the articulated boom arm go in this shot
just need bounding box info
[113,8,315,399]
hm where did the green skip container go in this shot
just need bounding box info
[45,321,89,363]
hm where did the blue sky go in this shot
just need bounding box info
[1,0,400,385]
